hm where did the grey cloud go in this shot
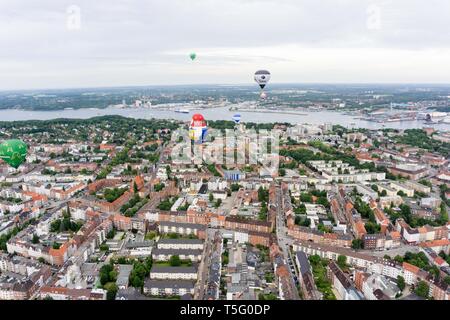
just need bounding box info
[0,0,450,89]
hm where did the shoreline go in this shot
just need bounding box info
[0,106,448,131]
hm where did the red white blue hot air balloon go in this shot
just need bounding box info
[189,113,208,144]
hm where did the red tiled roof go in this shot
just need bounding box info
[403,262,420,274]
[355,220,367,235]
[434,256,446,266]
[389,231,401,240]
[419,239,450,248]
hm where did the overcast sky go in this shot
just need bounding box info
[1,0,450,90]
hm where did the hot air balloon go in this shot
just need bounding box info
[189,53,197,61]
[260,92,267,100]
[254,70,271,89]
[189,114,207,144]
[232,114,241,124]
[0,139,28,169]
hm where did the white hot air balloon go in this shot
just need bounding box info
[254,70,271,90]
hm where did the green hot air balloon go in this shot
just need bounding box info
[189,52,197,61]
[0,139,28,169]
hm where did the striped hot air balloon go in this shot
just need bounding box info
[232,114,241,124]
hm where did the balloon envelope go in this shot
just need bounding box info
[254,70,271,89]
[189,114,207,144]
[232,114,241,124]
[260,92,268,100]
[190,53,197,61]
[0,139,28,169]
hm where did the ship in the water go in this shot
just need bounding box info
[175,109,190,114]
[425,112,447,123]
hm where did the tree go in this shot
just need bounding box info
[106,228,116,239]
[258,202,268,221]
[364,222,381,234]
[258,187,269,202]
[104,282,118,300]
[99,263,114,286]
[145,231,157,240]
[414,281,429,299]
[309,254,321,266]
[231,184,241,192]
[300,192,313,203]
[109,270,118,282]
[397,190,406,197]
[295,203,307,215]
[400,204,412,217]
[66,203,71,218]
[351,239,363,250]
[214,198,222,208]
[337,255,347,270]
[419,179,432,187]
[222,252,229,265]
[100,272,110,286]
[32,234,40,244]
[317,197,330,208]
[397,275,406,292]
[144,256,153,272]
[258,293,278,300]
[300,217,311,227]
[129,261,148,288]
[264,272,275,283]
[439,203,448,225]
[209,193,214,202]
[373,139,380,148]
[167,232,179,239]
[169,255,181,267]
[317,223,332,233]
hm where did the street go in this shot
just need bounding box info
[194,228,215,300]
[274,186,301,300]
